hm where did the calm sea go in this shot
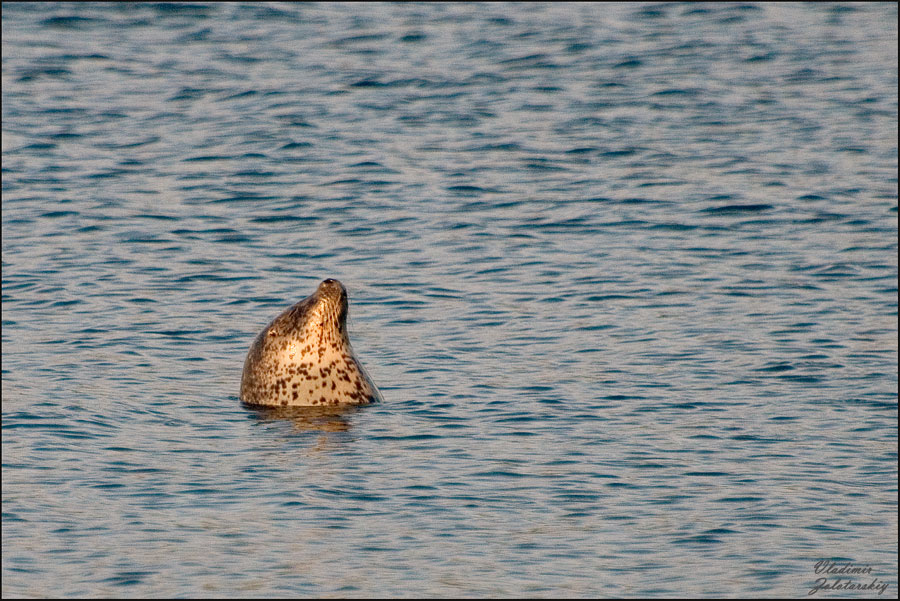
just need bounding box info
[2,2,897,597]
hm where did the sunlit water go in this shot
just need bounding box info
[2,2,897,597]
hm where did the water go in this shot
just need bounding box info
[2,2,897,597]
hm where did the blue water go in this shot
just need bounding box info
[2,2,897,597]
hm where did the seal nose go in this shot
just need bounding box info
[319,278,345,294]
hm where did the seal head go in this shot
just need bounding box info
[240,279,382,407]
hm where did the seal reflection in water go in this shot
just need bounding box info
[245,405,358,433]
[240,279,382,407]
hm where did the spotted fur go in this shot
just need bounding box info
[240,279,382,407]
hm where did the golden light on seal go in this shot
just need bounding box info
[240,279,382,407]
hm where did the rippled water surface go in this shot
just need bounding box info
[2,2,897,597]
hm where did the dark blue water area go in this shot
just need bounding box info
[2,2,897,597]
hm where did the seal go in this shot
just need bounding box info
[240,279,382,407]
